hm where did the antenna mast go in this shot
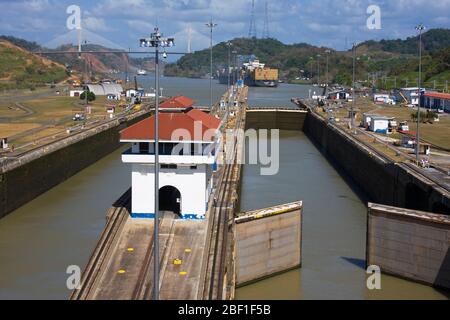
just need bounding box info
[248,0,257,38]
[263,1,270,39]
[187,25,192,54]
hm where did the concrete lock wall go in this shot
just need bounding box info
[235,202,302,286]
[367,203,450,289]
[0,112,151,219]
[303,111,450,213]
[245,110,307,131]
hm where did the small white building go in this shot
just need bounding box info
[120,97,222,220]
[369,116,392,134]
[400,87,424,106]
[373,94,395,105]
[126,88,145,98]
[70,89,84,97]
[327,90,350,100]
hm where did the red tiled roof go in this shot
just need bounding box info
[424,92,450,100]
[120,109,221,142]
[159,95,195,109]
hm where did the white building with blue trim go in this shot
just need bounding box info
[119,96,222,220]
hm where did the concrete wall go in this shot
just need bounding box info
[0,112,150,219]
[246,110,307,131]
[367,203,450,289]
[303,111,450,213]
[235,202,302,286]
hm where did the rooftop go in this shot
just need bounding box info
[120,108,221,142]
[424,91,450,100]
[160,95,195,109]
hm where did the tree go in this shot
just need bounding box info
[80,91,96,103]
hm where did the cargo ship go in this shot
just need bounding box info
[242,60,278,88]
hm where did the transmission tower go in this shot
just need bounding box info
[187,25,192,54]
[248,0,257,38]
[263,1,270,39]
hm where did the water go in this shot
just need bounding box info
[236,131,448,300]
[131,74,226,107]
[247,82,314,107]
[0,78,447,299]
[0,148,129,299]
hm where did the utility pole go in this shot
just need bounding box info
[226,42,232,112]
[352,43,357,131]
[415,24,425,164]
[316,54,321,85]
[325,49,331,89]
[206,19,217,111]
[140,28,175,300]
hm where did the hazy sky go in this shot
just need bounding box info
[1,0,449,53]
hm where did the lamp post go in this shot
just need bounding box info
[309,57,314,83]
[226,42,233,106]
[415,24,425,164]
[232,50,238,90]
[325,49,331,88]
[352,43,357,131]
[316,54,321,85]
[140,28,175,300]
[206,20,218,111]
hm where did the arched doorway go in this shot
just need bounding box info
[159,186,181,216]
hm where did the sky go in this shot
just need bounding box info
[1,0,449,56]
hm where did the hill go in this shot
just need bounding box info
[0,35,140,76]
[164,29,450,89]
[357,29,450,55]
[0,40,68,90]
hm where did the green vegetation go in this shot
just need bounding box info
[0,41,68,90]
[410,111,438,123]
[80,91,96,103]
[165,29,450,89]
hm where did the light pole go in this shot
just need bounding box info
[232,50,238,89]
[325,49,331,89]
[140,28,175,300]
[309,57,314,83]
[415,24,425,164]
[226,42,232,104]
[206,19,217,110]
[317,54,321,85]
[352,43,357,131]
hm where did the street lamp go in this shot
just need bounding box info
[226,42,233,104]
[325,49,331,89]
[206,20,218,111]
[139,27,175,301]
[316,54,321,85]
[352,43,357,131]
[415,23,425,164]
[232,50,238,89]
